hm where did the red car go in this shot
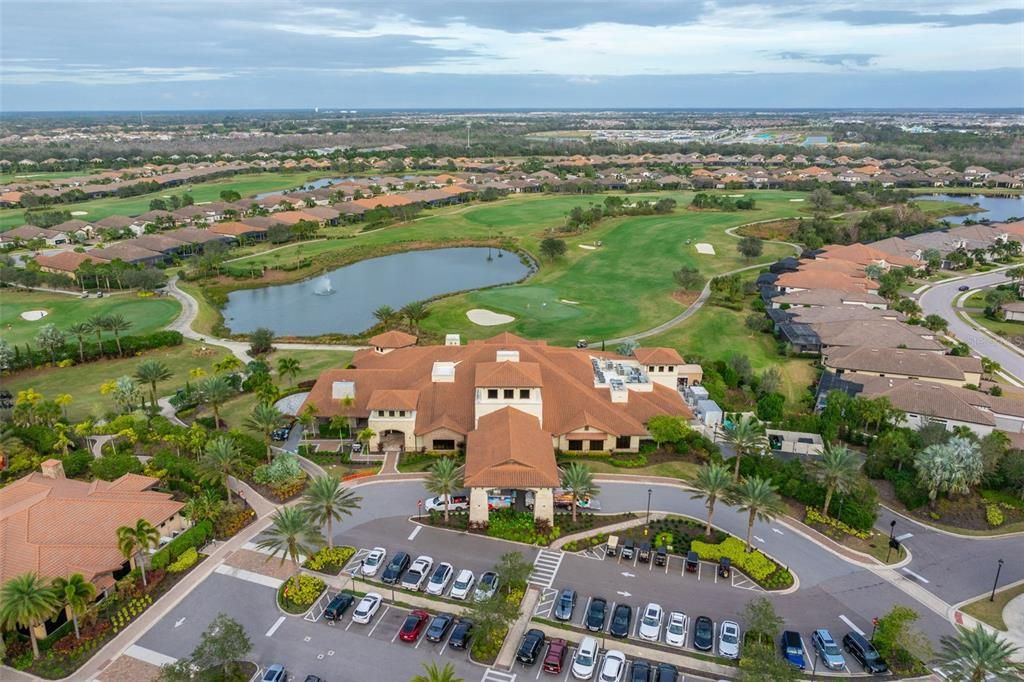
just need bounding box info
[543,638,568,674]
[398,610,430,642]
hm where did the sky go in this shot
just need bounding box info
[2,0,1024,111]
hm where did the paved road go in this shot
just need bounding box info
[918,270,1024,381]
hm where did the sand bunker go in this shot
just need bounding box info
[727,194,745,198]
[695,243,716,255]
[70,211,88,216]
[789,198,805,202]
[467,308,515,326]
[578,244,597,250]
[20,310,49,321]
[560,299,580,305]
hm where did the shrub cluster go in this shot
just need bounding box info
[485,509,561,545]
[3,330,183,372]
[690,537,792,589]
[303,546,356,575]
[279,574,325,612]
[804,507,871,540]
[215,505,256,539]
[167,547,199,573]
[110,595,153,633]
[986,504,1005,527]
[151,520,213,570]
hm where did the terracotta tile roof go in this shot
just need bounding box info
[366,389,419,411]
[824,347,980,381]
[633,347,684,365]
[818,243,920,269]
[301,333,690,440]
[35,251,108,271]
[776,270,874,294]
[369,330,417,348]
[463,408,560,488]
[209,221,266,236]
[813,320,943,351]
[0,469,183,585]
[475,361,543,387]
[352,195,414,209]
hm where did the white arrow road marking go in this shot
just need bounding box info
[616,591,632,598]
[174,618,186,628]
[772,528,784,535]
[753,536,765,543]
[621,571,636,578]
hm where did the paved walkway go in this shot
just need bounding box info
[87,434,115,458]
[156,397,186,426]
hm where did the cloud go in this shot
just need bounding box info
[773,51,879,68]
[0,61,237,86]
[823,8,1024,27]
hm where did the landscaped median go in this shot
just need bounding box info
[277,573,327,615]
[421,508,637,546]
[559,514,795,592]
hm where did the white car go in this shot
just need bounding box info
[449,569,475,600]
[401,555,434,591]
[719,620,741,659]
[360,547,386,577]
[571,635,599,680]
[473,571,499,601]
[638,602,664,641]
[598,650,626,682]
[425,562,454,595]
[351,593,382,624]
[424,494,469,511]
[665,611,689,647]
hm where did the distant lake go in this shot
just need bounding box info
[916,193,1024,224]
[223,247,529,336]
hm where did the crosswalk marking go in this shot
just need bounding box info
[527,550,564,589]
[480,669,517,682]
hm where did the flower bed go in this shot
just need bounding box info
[804,507,871,540]
[424,509,636,546]
[302,546,356,575]
[215,504,257,539]
[278,574,326,614]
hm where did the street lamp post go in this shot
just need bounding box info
[990,558,1005,602]
[645,488,653,531]
[885,519,897,563]
[810,648,819,680]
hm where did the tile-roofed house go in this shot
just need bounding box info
[463,408,560,490]
[816,243,920,270]
[209,221,268,240]
[162,227,235,248]
[770,288,888,309]
[369,330,418,352]
[775,269,877,295]
[823,346,982,387]
[2,225,70,246]
[131,234,191,254]
[88,242,166,265]
[35,250,109,276]
[0,460,186,591]
[812,320,943,352]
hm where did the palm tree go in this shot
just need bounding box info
[813,443,862,517]
[373,305,397,327]
[67,322,93,363]
[200,436,243,504]
[299,402,319,439]
[357,426,376,453]
[198,375,235,429]
[135,359,173,409]
[182,489,224,524]
[938,624,1023,682]
[400,301,428,330]
[0,573,61,659]
[411,661,464,682]
[690,462,732,536]
[116,519,160,586]
[425,457,465,525]
[722,415,769,481]
[245,402,284,463]
[54,393,73,421]
[87,314,107,358]
[51,573,96,640]
[301,476,362,549]
[560,462,599,523]
[730,476,785,553]
[276,357,301,386]
[257,507,324,579]
[101,314,133,357]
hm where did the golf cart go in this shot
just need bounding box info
[621,539,636,561]
[654,545,668,567]
[606,535,619,557]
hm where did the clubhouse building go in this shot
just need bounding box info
[301,332,699,524]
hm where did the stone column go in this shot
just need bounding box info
[469,488,490,526]
[533,488,554,525]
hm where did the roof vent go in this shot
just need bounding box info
[496,349,519,363]
[432,361,456,383]
[331,380,356,400]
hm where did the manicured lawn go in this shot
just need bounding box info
[0,169,103,184]
[0,171,337,230]
[582,459,701,481]
[265,348,353,382]
[961,290,1024,339]
[644,302,818,407]
[0,290,181,346]
[961,581,1024,631]
[3,341,229,421]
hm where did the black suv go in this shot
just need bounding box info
[653,663,677,682]
[516,628,546,665]
[381,551,410,584]
[630,659,652,682]
[843,632,888,674]
[610,603,632,638]
[449,619,473,649]
[323,592,354,621]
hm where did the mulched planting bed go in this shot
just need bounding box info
[423,509,636,545]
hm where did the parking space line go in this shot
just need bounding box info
[664,556,670,575]
[408,526,422,541]
[390,622,402,643]
[438,624,457,656]
[580,597,592,626]
[345,618,354,632]
[367,605,389,638]
[697,562,702,581]
[839,614,865,636]
[265,616,286,638]
[633,604,642,638]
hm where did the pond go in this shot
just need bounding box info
[222,247,529,336]
[916,193,1024,224]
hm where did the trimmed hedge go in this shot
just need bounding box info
[4,330,183,372]
[691,537,792,589]
[151,520,213,570]
[167,547,198,573]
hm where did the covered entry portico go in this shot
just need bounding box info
[463,407,561,527]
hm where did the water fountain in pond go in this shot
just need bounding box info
[313,274,335,296]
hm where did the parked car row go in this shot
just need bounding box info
[423,488,596,513]
[516,630,680,681]
[781,628,888,674]
[360,547,500,601]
